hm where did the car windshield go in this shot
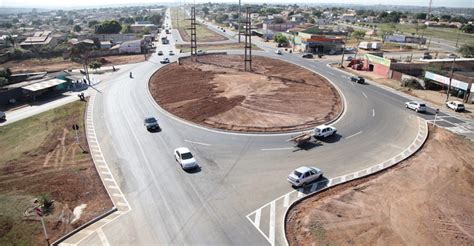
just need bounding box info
[419,104,426,107]
[145,118,156,123]
[293,171,303,178]
[181,152,193,160]
[458,104,465,107]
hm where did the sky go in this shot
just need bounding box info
[0,0,472,8]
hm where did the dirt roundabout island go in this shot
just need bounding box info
[149,55,343,132]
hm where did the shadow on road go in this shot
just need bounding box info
[185,166,201,174]
[291,176,330,194]
[292,141,322,152]
[316,134,342,143]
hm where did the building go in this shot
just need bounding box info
[384,34,426,44]
[118,39,143,54]
[19,31,57,49]
[100,40,113,50]
[288,26,347,54]
[130,23,158,33]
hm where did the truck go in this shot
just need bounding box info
[161,36,169,44]
[358,41,381,50]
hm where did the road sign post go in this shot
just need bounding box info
[35,208,50,245]
[433,108,439,127]
[72,124,80,145]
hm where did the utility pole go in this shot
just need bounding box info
[244,6,252,71]
[188,7,197,60]
[455,30,461,48]
[238,0,241,43]
[446,56,456,102]
[340,34,348,68]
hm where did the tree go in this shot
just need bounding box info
[123,17,135,24]
[415,13,427,20]
[122,24,133,33]
[88,20,99,28]
[70,41,96,84]
[352,30,366,41]
[67,19,74,25]
[312,10,322,18]
[273,16,285,24]
[202,7,209,16]
[215,14,229,24]
[73,25,82,32]
[440,15,451,21]
[458,43,474,57]
[89,60,102,71]
[462,24,474,34]
[273,33,288,45]
[146,14,162,25]
[95,20,122,34]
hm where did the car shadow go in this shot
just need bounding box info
[147,127,162,133]
[292,141,322,152]
[316,134,342,143]
[184,166,201,174]
[291,176,330,194]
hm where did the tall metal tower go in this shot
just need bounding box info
[244,6,252,71]
[188,7,198,59]
[427,0,433,20]
[238,0,241,43]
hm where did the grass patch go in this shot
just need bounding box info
[0,194,39,246]
[373,23,473,43]
[170,8,227,42]
[0,101,85,165]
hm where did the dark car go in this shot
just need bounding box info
[144,117,160,131]
[160,58,170,64]
[302,53,314,58]
[350,76,365,84]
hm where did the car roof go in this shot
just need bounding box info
[175,147,191,154]
[315,124,331,129]
[295,166,320,173]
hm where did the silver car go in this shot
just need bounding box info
[287,166,323,187]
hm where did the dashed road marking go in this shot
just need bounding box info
[346,131,363,139]
[269,201,276,246]
[373,108,375,117]
[261,147,294,151]
[97,228,110,246]
[184,139,211,146]
[362,92,368,99]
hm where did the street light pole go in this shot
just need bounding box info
[446,56,456,102]
[238,0,241,43]
[340,34,348,68]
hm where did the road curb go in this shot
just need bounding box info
[145,53,347,136]
[282,117,429,245]
[59,92,132,245]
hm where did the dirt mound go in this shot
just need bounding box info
[149,55,342,132]
[286,126,474,245]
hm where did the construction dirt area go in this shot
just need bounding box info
[286,126,474,245]
[0,101,113,245]
[149,54,342,132]
[4,54,147,73]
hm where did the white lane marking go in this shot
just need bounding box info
[269,201,276,246]
[97,228,110,246]
[372,108,375,117]
[283,193,290,208]
[345,131,363,139]
[341,75,346,78]
[184,139,211,146]
[297,188,305,198]
[362,92,368,99]
[310,182,319,192]
[327,71,335,76]
[254,209,261,228]
[261,147,294,151]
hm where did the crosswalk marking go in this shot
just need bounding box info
[269,201,276,246]
[254,209,261,228]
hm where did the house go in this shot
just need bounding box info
[341,13,356,22]
[289,25,347,54]
[290,14,305,23]
[100,40,113,50]
[118,39,143,54]
[19,31,57,49]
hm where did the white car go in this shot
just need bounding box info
[405,101,426,113]
[446,101,465,112]
[313,124,337,138]
[287,166,323,187]
[275,49,282,55]
[174,147,198,170]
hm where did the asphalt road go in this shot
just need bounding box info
[79,9,426,246]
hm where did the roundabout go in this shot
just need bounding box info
[80,46,423,246]
[149,54,342,133]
